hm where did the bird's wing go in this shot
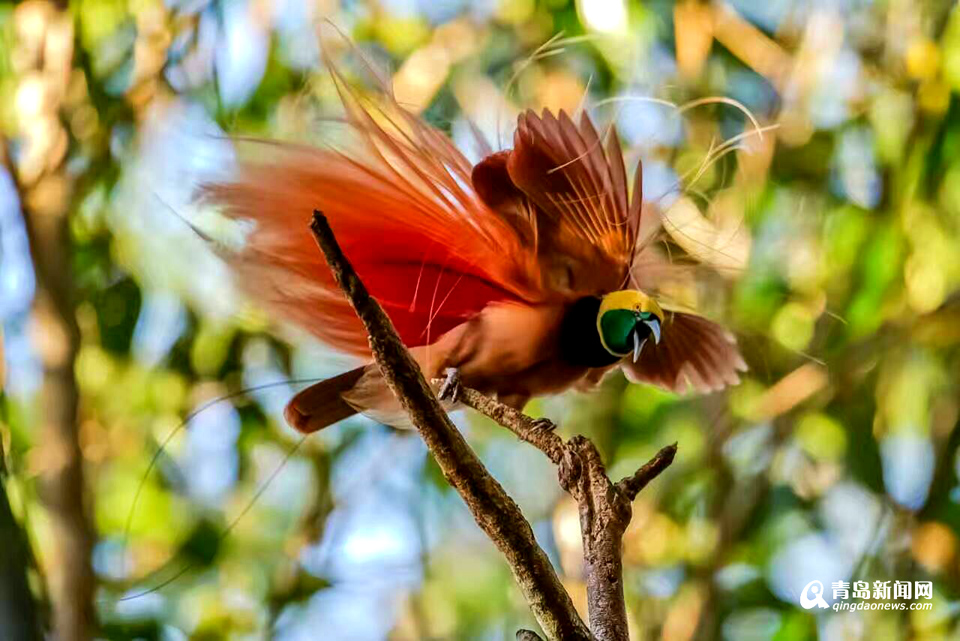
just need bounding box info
[472,109,640,297]
[201,69,543,356]
[621,311,747,393]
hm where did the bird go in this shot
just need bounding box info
[201,68,747,434]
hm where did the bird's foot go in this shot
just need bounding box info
[438,367,461,403]
[530,417,557,432]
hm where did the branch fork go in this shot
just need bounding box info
[309,210,676,641]
[458,392,676,641]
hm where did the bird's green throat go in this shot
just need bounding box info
[596,290,664,362]
[557,290,665,368]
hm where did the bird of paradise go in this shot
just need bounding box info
[202,62,747,434]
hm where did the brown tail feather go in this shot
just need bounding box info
[284,367,366,433]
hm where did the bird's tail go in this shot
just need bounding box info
[284,367,366,433]
[284,342,454,433]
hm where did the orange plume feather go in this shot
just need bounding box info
[200,68,545,356]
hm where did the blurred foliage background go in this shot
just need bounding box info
[2,0,960,639]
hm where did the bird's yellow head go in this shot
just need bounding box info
[597,290,664,362]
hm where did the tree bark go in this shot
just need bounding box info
[7,2,96,636]
[20,195,96,641]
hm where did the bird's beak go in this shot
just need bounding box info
[632,329,646,363]
[644,318,661,345]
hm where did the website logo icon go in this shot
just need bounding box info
[800,580,830,610]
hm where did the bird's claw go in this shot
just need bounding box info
[530,417,557,432]
[438,367,461,403]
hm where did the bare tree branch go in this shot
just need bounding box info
[456,387,565,464]
[616,444,678,501]
[459,387,677,641]
[309,209,676,641]
[309,211,594,641]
